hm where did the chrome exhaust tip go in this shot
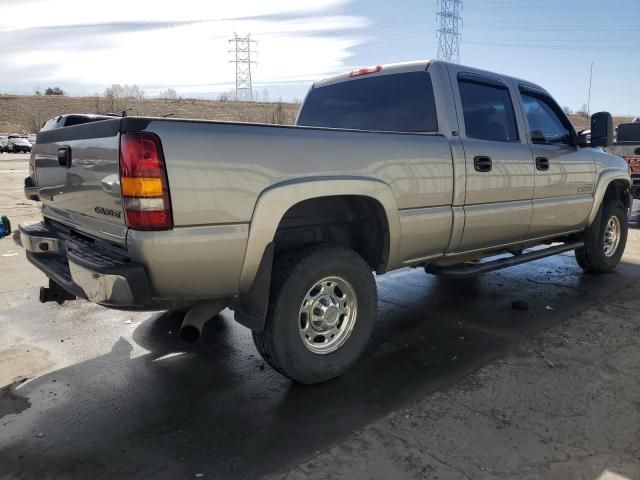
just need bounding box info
[179,300,227,343]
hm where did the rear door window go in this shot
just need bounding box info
[458,78,519,143]
[297,71,438,133]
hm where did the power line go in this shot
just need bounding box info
[229,33,256,102]
[436,0,463,63]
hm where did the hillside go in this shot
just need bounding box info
[0,95,300,133]
[0,94,632,134]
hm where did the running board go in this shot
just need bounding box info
[426,241,584,278]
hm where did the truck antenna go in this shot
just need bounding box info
[587,61,594,118]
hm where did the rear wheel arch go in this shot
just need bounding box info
[238,177,401,294]
[233,178,399,332]
[274,195,390,272]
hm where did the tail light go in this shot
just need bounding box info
[119,132,173,230]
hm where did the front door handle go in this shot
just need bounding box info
[535,156,550,171]
[474,155,492,172]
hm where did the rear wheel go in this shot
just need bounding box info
[252,244,377,384]
[575,199,628,273]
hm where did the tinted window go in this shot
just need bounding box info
[297,72,438,133]
[458,80,519,142]
[520,92,573,145]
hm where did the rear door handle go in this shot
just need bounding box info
[535,156,550,171]
[58,146,72,168]
[474,155,492,172]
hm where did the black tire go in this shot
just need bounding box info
[252,244,377,385]
[575,199,628,273]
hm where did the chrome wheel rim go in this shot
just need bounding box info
[603,215,621,257]
[298,276,358,354]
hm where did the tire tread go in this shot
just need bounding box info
[575,200,627,273]
[252,244,376,383]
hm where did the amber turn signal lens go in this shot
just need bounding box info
[121,177,163,197]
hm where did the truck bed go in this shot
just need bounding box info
[34,116,455,232]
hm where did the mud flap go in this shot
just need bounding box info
[234,243,274,331]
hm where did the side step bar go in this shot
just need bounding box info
[426,241,583,278]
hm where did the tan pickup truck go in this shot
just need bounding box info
[20,60,631,384]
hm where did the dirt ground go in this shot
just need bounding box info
[0,153,46,294]
[1,151,639,480]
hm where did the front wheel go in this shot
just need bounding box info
[575,200,628,273]
[252,244,377,384]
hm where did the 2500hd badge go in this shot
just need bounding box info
[94,206,122,219]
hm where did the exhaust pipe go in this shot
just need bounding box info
[180,300,227,343]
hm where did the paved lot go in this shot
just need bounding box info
[1,152,639,479]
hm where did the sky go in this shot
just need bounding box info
[0,0,638,115]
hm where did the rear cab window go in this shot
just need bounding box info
[297,71,438,133]
[458,75,519,143]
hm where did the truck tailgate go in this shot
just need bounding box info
[33,119,126,245]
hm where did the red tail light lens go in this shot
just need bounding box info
[119,132,173,230]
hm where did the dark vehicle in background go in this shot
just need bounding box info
[606,121,640,225]
[8,135,33,153]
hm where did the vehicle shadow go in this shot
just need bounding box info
[11,230,22,247]
[2,254,639,480]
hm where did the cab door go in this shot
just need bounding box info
[448,68,535,252]
[517,87,595,238]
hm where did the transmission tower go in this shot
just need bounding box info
[436,0,463,64]
[229,33,257,101]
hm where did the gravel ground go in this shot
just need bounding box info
[273,280,640,480]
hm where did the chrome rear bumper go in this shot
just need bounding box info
[20,221,151,307]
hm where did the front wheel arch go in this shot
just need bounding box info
[586,173,631,227]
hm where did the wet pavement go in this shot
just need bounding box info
[1,234,640,479]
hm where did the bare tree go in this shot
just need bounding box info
[576,104,589,117]
[158,88,178,100]
[104,84,146,113]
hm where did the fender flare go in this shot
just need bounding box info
[586,169,631,226]
[238,176,401,294]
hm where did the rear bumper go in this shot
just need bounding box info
[20,221,151,307]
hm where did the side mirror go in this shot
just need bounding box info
[591,112,614,147]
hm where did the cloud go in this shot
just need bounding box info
[0,0,367,98]
[0,0,352,31]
